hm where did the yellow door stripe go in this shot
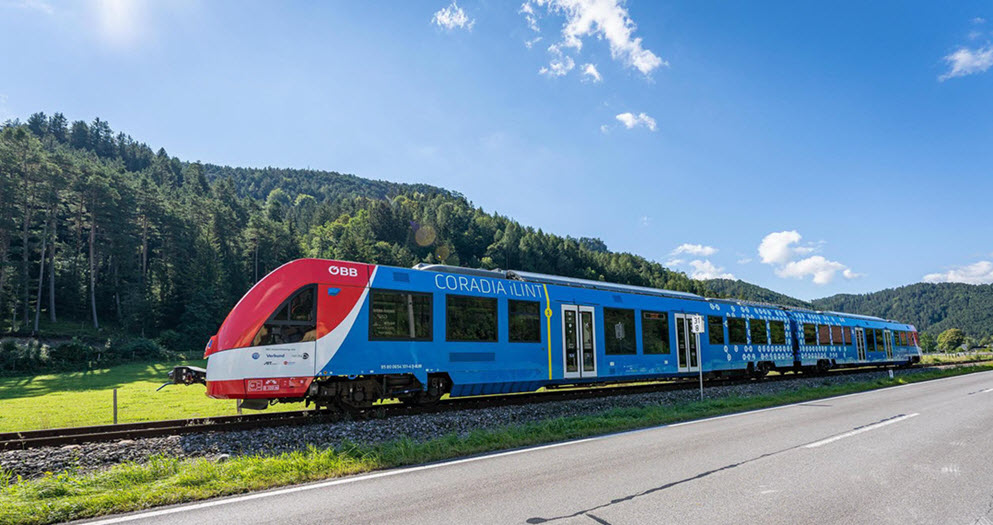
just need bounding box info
[543,284,553,380]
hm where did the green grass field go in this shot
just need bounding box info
[2,363,991,525]
[0,361,299,432]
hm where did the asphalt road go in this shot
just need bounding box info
[82,370,993,525]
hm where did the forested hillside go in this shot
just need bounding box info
[0,113,707,351]
[813,283,993,339]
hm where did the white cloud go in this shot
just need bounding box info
[737,257,752,265]
[539,45,575,76]
[689,259,734,280]
[615,112,656,131]
[432,1,475,31]
[520,2,540,32]
[525,36,543,48]
[522,0,666,77]
[664,258,684,267]
[599,124,610,134]
[972,17,986,24]
[842,268,863,279]
[758,230,803,265]
[939,46,993,81]
[758,230,859,285]
[776,256,849,285]
[672,243,717,257]
[581,63,602,82]
[639,215,650,227]
[922,261,993,284]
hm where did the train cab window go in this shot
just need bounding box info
[728,318,747,345]
[865,329,877,352]
[843,327,852,345]
[899,331,908,346]
[508,300,541,343]
[804,324,818,345]
[370,290,433,341]
[252,285,317,346]
[447,295,498,342]
[818,325,831,345]
[604,308,636,355]
[642,311,671,354]
[769,320,786,345]
[708,316,725,345]
[749,319,768,345]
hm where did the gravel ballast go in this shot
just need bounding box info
[0,367,953,482]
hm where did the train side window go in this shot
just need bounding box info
[604,308,636,355]
[843,327,852,345]
[865,329,876,351]
[899,331,908,346]
[642,311,670,354]
[728,318,747,345]
[749,319,768,345]
[508,300,541,343]
[252,285,317,346]
[804,324,818,345]
[708,316,725,345]
[769,320,786,345]
[818,325,831,345]
[369,290,433,341]
[831,325,843,345]
[447,295,498,342]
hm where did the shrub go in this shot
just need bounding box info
[117,338,164,360]
[48,338,94,365]
[156,329,185,353]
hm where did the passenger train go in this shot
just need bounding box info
[171,258,921,410]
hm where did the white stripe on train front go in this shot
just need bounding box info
[206,341,315,382]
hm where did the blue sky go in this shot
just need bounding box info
[1,0,992,300]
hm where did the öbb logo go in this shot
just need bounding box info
[328,265,359,277]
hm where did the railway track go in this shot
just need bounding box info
[2,360,987,451]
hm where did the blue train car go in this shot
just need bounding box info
[197,259,922,409]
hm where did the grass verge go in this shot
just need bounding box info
[2,363,991,525]
[0,361,302,432]
[921,353,993,365]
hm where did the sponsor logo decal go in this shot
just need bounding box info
[252,352,260,360]
[302,352,309,360]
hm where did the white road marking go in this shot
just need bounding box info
[80,370,993,524]
[803,413,919,449]
[977,388,993,394]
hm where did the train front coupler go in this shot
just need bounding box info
[168,365,207,386]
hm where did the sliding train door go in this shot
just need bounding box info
[675,313,700,373]
[562,305,597,379]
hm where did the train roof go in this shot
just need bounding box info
[507,270,704,300]
[410,263,898,325]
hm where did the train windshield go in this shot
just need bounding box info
[252,285,317,346]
